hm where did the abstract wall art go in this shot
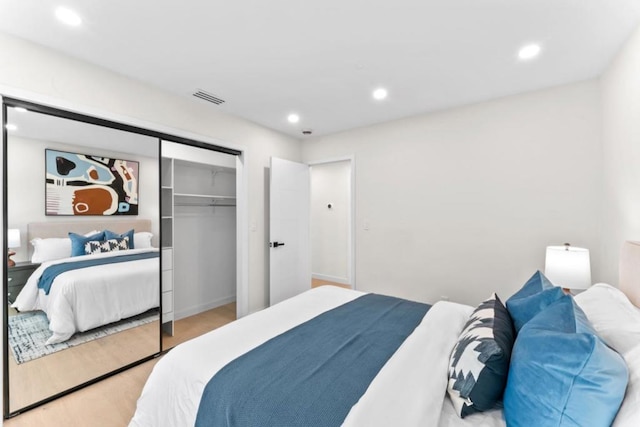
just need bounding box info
[45,149,139,216]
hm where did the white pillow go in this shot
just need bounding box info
[134,232,153,249]
[31,237,71,263]
[30,229,102,263]
[574,283,640,356]
[575,283,640,427]
[613,345,640,426]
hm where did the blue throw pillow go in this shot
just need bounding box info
[447,293,515,418]
[503,295,628,427]
[506,271,564,332]
[104,229,135,249]
[69,231,105,257]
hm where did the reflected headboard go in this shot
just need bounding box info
[619,240,640,308]
[27,219,151,246]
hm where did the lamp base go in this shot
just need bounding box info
[7,250,16,267]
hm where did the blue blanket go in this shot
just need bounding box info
[37,252,159,295]
[195,293,431,427]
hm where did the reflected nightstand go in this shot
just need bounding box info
[7,261,40,304]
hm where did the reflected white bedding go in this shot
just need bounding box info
[130,287,507,427]
[13,248,159,344]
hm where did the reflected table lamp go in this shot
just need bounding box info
[544,243,591,293]
[7,228,20,267]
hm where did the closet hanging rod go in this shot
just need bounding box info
[175,203,236,207]
[173,193,235,199]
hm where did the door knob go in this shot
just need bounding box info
[271,241,285,248]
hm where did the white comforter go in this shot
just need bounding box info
[130,286,506,427]
[13,248,160,344]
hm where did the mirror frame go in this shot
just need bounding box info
[1,96,242,418]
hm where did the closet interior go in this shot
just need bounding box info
[161,140,237,347]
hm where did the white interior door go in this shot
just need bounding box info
[269,157,310,306]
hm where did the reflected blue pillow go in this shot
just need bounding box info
[104,229,135,249]
[506,271,564,332]
[503,295,628,427]
[69,231,105,257]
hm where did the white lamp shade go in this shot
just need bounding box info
[545,245,591,290]
[8,229,21,249]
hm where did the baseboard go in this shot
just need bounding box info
[311,273,350,285]
[174,295,236,321]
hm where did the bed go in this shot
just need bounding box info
[129,242,640,427]
[12,219,159,344]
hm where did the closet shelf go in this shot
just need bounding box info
[174,193,236,207]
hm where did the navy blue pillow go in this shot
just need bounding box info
[447,293,515,418]
[104,229,135,249]
[506,271,564,332]
[69,231,105,257]
[504,295,628,427]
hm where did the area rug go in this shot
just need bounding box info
[8,310,159,364]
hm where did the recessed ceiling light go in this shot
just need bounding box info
[13,107,27,113]
[373,88,388,100]
[5,124,17,131]
[518,43,542,61]
[55,6,82,27]
[287,113,300,124]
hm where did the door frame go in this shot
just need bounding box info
[307,155,356,289]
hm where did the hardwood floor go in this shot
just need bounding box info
[5,357,161,427]
[162,302,236,350]
[4,303,237,427]
[8,314,159,411]
[311,277,351,289]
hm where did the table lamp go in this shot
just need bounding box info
[7,228,21,267]
[544,243,591,292]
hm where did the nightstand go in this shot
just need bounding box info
[7,261,40,304]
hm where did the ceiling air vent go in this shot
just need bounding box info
[193,89,225,105]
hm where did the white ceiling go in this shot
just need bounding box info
[1,0,639,138]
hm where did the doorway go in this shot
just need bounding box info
[269,156,355,306]
[309,157,355,290]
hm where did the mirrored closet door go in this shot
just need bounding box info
[3,99,161,415]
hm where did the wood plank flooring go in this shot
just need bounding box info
[162,302,236,350]
[4,303,237,427]
[311,277,351,289]
[8,316,159,411]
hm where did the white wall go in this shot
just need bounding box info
[302,80,603,306]
[310,161,350,283]
[7,136,159,262]
[0,32,302,313]
[600,25,640,285]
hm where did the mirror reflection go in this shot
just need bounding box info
[5,106,160,413]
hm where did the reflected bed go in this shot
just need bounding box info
[12,220,159,344]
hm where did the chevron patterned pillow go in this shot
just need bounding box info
[84,236,130,255]
[447,293,515,418]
